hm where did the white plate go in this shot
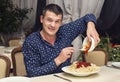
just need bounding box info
[112,62,120,68]
[0,46,5,49]
[62,66,100,76]
[0,76,31,82]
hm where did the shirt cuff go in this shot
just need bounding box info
[84,14,97,25]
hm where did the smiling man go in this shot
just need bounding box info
[22,4,100,77]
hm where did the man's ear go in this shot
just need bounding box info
[40,15,43,23]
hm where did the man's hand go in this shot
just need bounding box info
[87,22,100,47]
[54,47,74,66]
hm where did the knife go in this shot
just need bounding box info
[106,65,120,70]
[53,74,72,82]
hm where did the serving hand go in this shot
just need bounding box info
[87,22,100,47]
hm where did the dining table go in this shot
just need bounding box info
[31,66,120,82]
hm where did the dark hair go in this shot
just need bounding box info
[42,4,63,19]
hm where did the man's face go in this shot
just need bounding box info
[40,10,62,36]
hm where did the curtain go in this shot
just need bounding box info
[12,0,38,30]
[34,0,46,32]
[46,0,104,24]
[46,0,104,62]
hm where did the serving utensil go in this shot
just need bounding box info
[80,37,95,52]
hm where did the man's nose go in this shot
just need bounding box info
[51,22,56,27]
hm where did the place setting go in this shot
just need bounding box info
[62,61,100,77]
[53,61,101,82]
[53,37,101,82]
[112,62,120,68]
[107,61,120,70]
[62,36,100,77]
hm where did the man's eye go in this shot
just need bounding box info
[56,20,60,23]
[47,19,53,22]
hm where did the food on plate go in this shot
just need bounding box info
[76,62,91,68]
[67,61,100,73]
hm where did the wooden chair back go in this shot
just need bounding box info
[8,38,21,47]
[0,55,11,78]
[85,48,108,66]
[11,46,27,76]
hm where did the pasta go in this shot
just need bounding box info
[68,61,100,73]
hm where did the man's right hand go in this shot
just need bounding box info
[54,47,74,66]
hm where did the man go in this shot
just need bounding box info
[22,4,100,77]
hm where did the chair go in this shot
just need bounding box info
[84,48,108,66]
[0,55,11,78]
[8,38,21,47]
[11,46,27,76]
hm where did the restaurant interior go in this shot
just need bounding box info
[0,0,120,82]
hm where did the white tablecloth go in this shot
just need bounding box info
[31,66,120,82]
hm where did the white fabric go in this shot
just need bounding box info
[78,0,105,19]
[46,0,105,22]
[32,66,120,82]
[46,0,104,62]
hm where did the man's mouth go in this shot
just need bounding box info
[48,27,55,30]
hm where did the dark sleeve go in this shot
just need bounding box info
[59,14,97,41]
[22,37,58,77]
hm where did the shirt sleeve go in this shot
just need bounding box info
[59,14,97,41]
[22,38,58,77]
[84,14,97,24]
